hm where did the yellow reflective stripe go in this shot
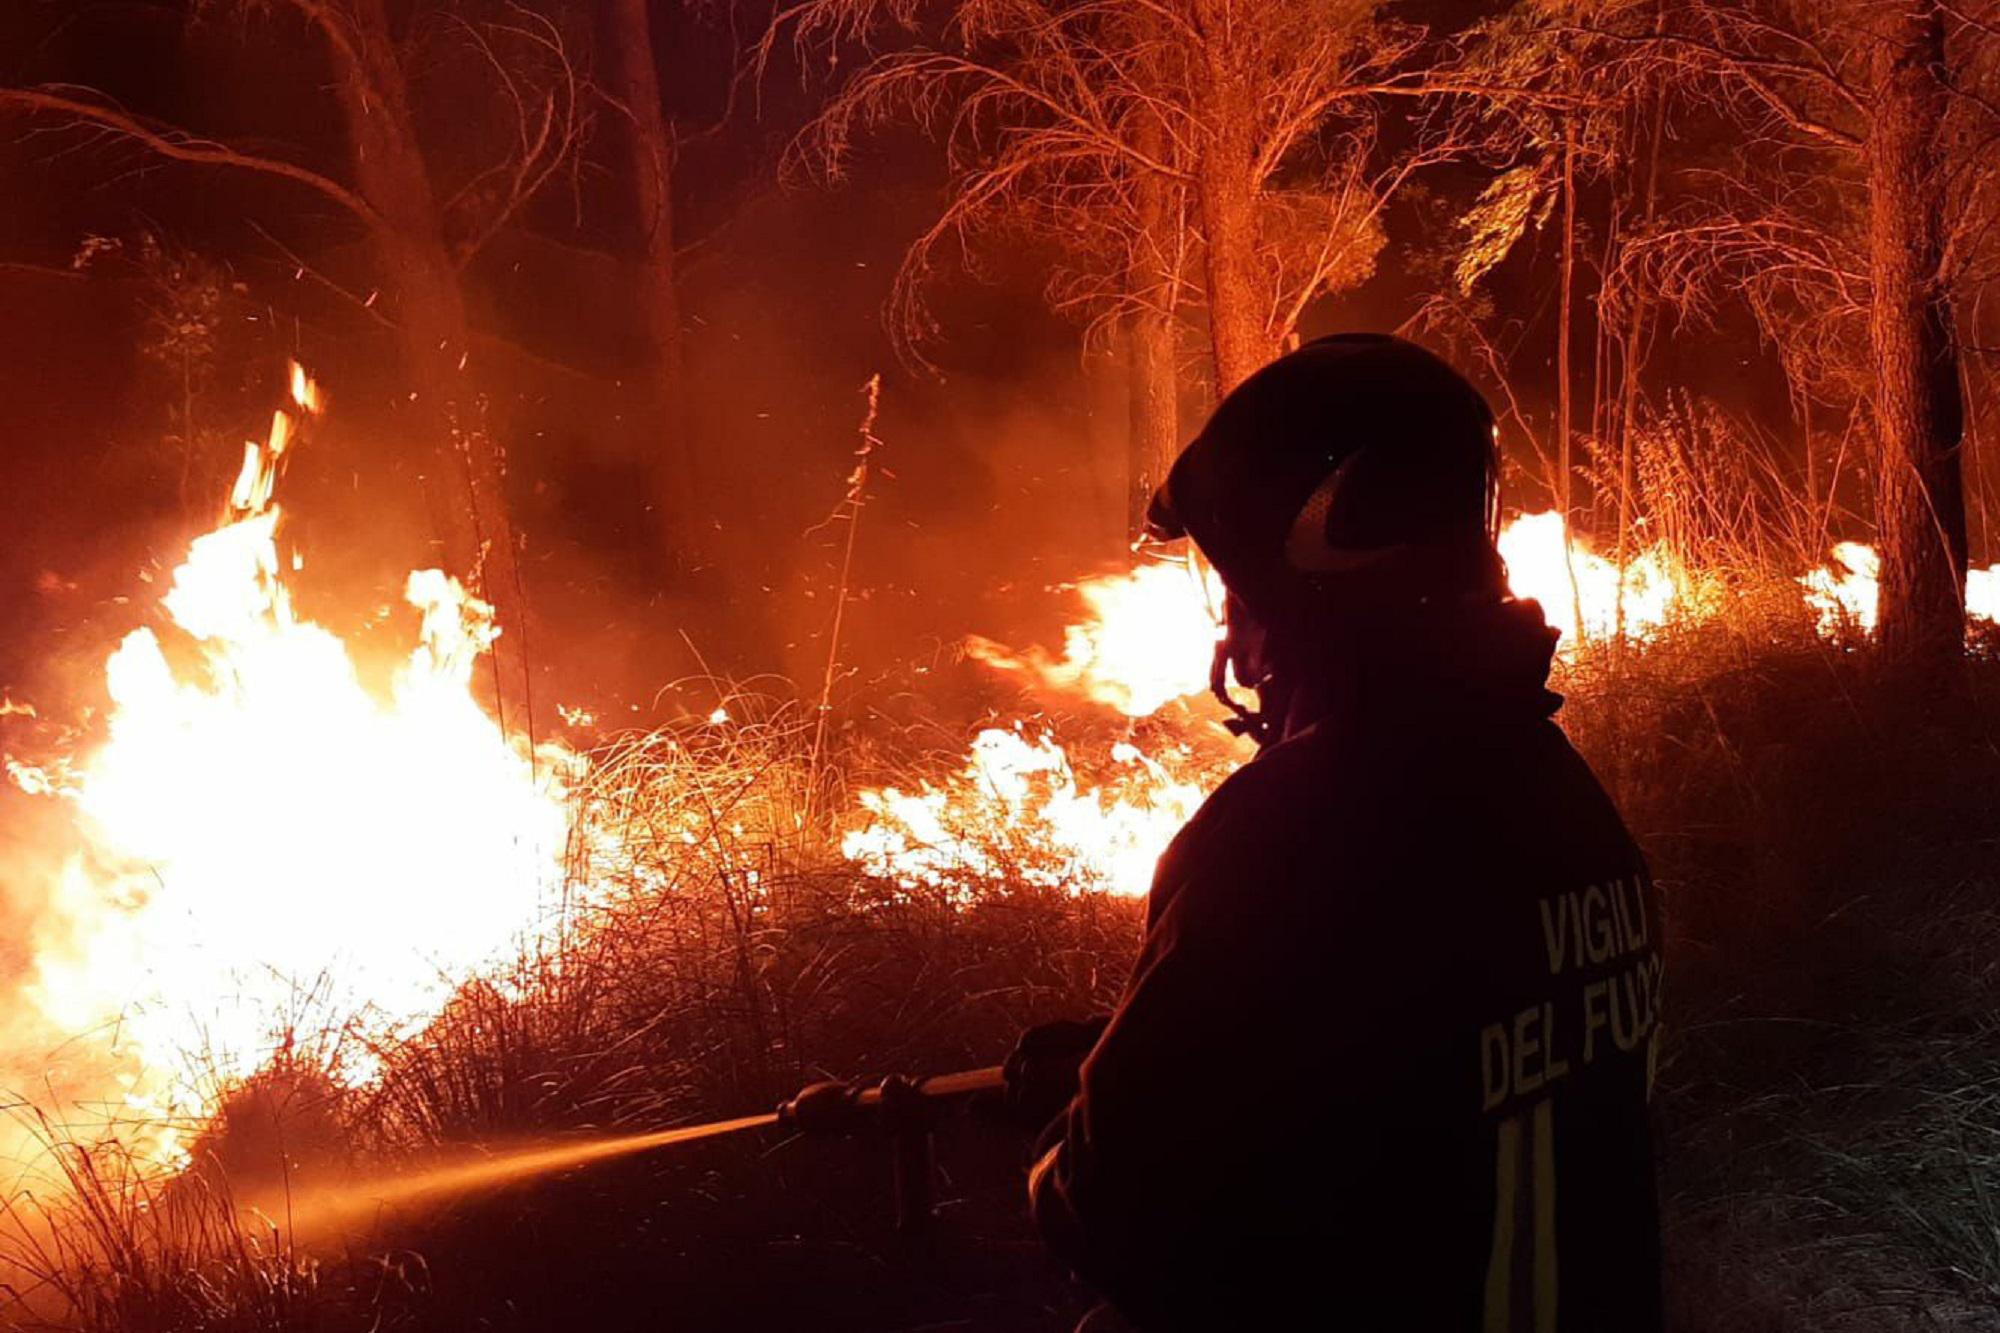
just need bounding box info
[1533,1098,1559,1333]
[1484,1113,1521,1333]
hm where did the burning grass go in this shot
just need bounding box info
[7,631,2000,1330]
[0,369,584,1178]
[0,688,1154,1330]
[341,693,1155,1155]
[8,371,2000,1328]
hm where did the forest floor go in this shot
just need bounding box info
[8,630,2000,1332]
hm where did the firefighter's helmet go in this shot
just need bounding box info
[1146,333,1501,619]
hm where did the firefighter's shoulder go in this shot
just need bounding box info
[1150,721,1394,905]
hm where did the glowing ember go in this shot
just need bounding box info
[966,560,1226,716]
[842,727,1214,898]
[8,365,578,1166]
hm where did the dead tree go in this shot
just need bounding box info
[1867,2,1967,665]
[1581,0,1999,664]
[1,0,586,732]
[771,0,1448,442]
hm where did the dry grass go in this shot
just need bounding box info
[10,545,2000,1327]
[0,1113,411,1333]
[0,688,1139,1329]
[1555,610,2000,1328]
[344,689,1144,1157]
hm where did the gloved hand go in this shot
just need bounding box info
[1001,1015,1110,1130]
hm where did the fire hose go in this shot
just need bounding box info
[775,1066,1008,1232]
[298,1064,1020,1230]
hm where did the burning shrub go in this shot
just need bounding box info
[342,691,1156,1157]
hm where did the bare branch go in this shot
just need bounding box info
[0,86,381,228]
[1583,26,1865,150]
[440,5,591,266]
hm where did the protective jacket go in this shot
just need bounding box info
[1030,600,1664,1331]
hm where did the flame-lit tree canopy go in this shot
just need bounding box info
[0,0,590,732]
[1477,0,2000,660]
[769,0,1487,526]
[3,2,2000,1329]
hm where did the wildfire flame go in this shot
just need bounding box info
[1497,512,1680,648]
[965,560,1225,716]
[851,512,2000,906]
[1977,568,2000,626]
[1799,542,2000,634]
[841,726,1215,899]
[9,369,1999,1174]
[6,365,577,1167]
[1800,541,1882,634]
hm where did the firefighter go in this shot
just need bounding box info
[1007,334,1664,1331]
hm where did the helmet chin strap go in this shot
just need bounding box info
[1209,636,1278,748]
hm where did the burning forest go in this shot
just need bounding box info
[1,1,1999,1331]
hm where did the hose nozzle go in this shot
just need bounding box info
[775,1067,1005,1137]
[776,1077,874,1135]
[772,1066,1006,1233]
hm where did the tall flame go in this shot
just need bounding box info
[1800,542,1882,634]
[7,366,577,1167]
[1800,542,2000,634]
[1497,512,1679,648]
[10,382,2000,1172]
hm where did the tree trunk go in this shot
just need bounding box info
[1127,303,1178,537]
[1198,158,1269,395]
[1868,0,1967,664]
[1556,118,1585,642]
[1191,27,1271,397]
[1557,119,1577,526]
[332,0,534,734]
[607,0,695,565]
[1615,77,1666,643]
[1126,91,1179,537]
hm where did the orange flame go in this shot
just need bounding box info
[1497,512,1679,649]
[841,726,1216,898]
[965,560,1225,716]
[8,365,579,1168]
[879,513,2000,906]
[1973,566,2000,625]
[1801,543,2000,634]
[1800,542,1881,635]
